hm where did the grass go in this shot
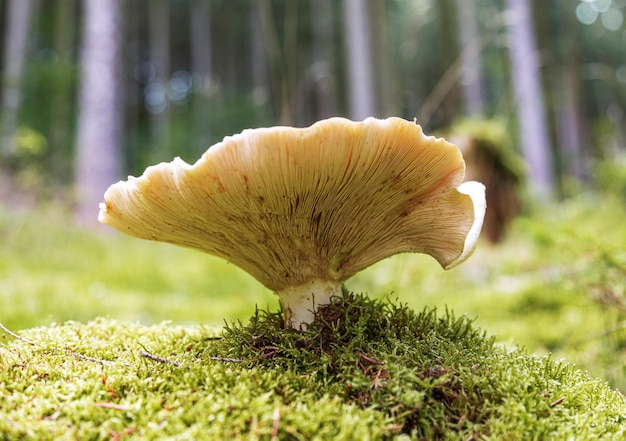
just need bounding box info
[2,294,625,440]
[0,207,277,330]
[1,190,626,438]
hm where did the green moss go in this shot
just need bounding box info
[2,293,625,440]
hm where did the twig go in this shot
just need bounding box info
[141,350,244,366]
[359,353,384,365]
[1,322,117,366]
[109,426,137,441]
[550,397,566,407]
[140,351,181,366]
[209,357,244,363]
[0,322,35,345]
[271,406,280,439]
[66,349,116,366]
[95,402,132,411]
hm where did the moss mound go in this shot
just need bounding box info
[1,293,625,440]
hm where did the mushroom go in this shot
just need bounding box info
[99,117,486,329]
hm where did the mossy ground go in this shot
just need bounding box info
[2,293,625,440]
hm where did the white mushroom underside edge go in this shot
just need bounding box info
[443,181,487,269]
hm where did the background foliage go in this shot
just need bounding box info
[0,0,625,198]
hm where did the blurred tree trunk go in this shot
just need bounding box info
[418,0,461,127]
[257,0,300,125]
[456,0,484,117]
[506,0,554,199]
[0,0,34,158]
[343,0,376,120]
[370,0,396,117]
[554,0,587,183]
[49,0,77,179]
[434,0,459,126]
[310,0,338,119]
[148,0,170,160]
[282,1,299,125]
[257,0,283,123]
[75,0,123,227]
[250,2,271,114]
[189,0,212,148]
[122,0,142,174]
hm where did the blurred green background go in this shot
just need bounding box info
[1,0,626,392]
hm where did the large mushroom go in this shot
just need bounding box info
[99,117,486,329]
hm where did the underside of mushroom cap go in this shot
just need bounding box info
[99,117,485,294]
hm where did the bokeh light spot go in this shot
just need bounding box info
[591,0,612,13]
[601,8,624,30]
[577,2,599,24]
[168,71,193,103]
[144,82,167,114]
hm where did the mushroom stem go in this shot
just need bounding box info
[277,279,343,329]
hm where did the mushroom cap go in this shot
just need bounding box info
[99,117,485,292]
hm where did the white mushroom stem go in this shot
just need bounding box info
[277,279,343,329]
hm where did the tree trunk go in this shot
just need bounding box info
[282,1,299,125]
[343,0,376,120]
[189,0,212,148]
[75,0,123,227]
[506,0,554,199]
[250,2,270,113]
[122,0,141,174]
[0,0,34,158]
[49,0,77,179]
[417,0,461,128]
[433,0,460,126]
[456,0,485,117]
[369,0,396,117]
[554,0,587,183]
[310,0,338,119]
[257,0,283,123]
[148,0,170,160]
